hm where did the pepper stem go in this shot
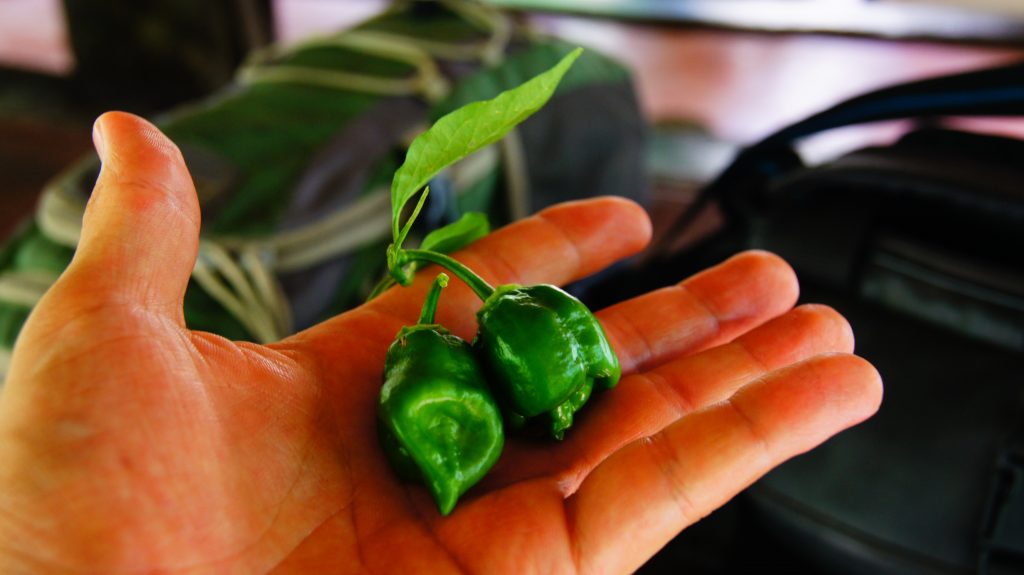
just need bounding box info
[418,273,449,325]
[398,249,496,301]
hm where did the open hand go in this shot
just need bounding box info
[0,112,882,574]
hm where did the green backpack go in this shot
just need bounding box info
[0,0,646,380]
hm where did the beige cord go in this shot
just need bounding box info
[499,127,531,221]
[0,270,59,383]
[37,160,92,249]
[440,0,512,66]
[238,30,450,102]
[0,347,10,384]
[366,0,512,64]
[215,185,394,272]
[239,66,432,99]
[236,0,513,100]
[0,270,59,308]
[193,240,291,343]
[239,246,293,337]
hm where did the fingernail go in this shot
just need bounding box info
[92,116,108,161]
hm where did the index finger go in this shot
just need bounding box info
[283,197,652,371]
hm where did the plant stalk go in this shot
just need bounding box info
[418,273,448,324]
[398,249,495,301]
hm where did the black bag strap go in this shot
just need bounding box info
[658,60,1024,253]
[764,61,1024,146]
[979,398,1024,575]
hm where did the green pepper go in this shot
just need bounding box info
[377,273,504,515]
[393,251,621,440]
[475,284,620,439]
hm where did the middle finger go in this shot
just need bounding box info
[484,303,854,490]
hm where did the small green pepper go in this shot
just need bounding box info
[475,284,620,439]
[378,274,504,515]
[393,251,621,440]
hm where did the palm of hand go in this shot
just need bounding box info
[0,113,881,575]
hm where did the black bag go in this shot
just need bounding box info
[627,62,1024,574]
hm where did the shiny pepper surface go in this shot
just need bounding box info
[378,276,503,515]
[475,284,621,439]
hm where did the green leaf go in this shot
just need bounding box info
[420,212,490,254]
[390,47,582,244]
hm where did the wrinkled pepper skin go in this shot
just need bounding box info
[378,324,504,515]
[474,284,620,439]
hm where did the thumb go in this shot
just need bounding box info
[58,111,200,322]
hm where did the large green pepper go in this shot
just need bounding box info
[378,274,504,515]
[475,284,620,439]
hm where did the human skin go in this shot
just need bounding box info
[0,112,882,574]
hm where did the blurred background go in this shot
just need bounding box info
[4,0,1024,239]
[1,1,1023,573]
[2,0,1024,237]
